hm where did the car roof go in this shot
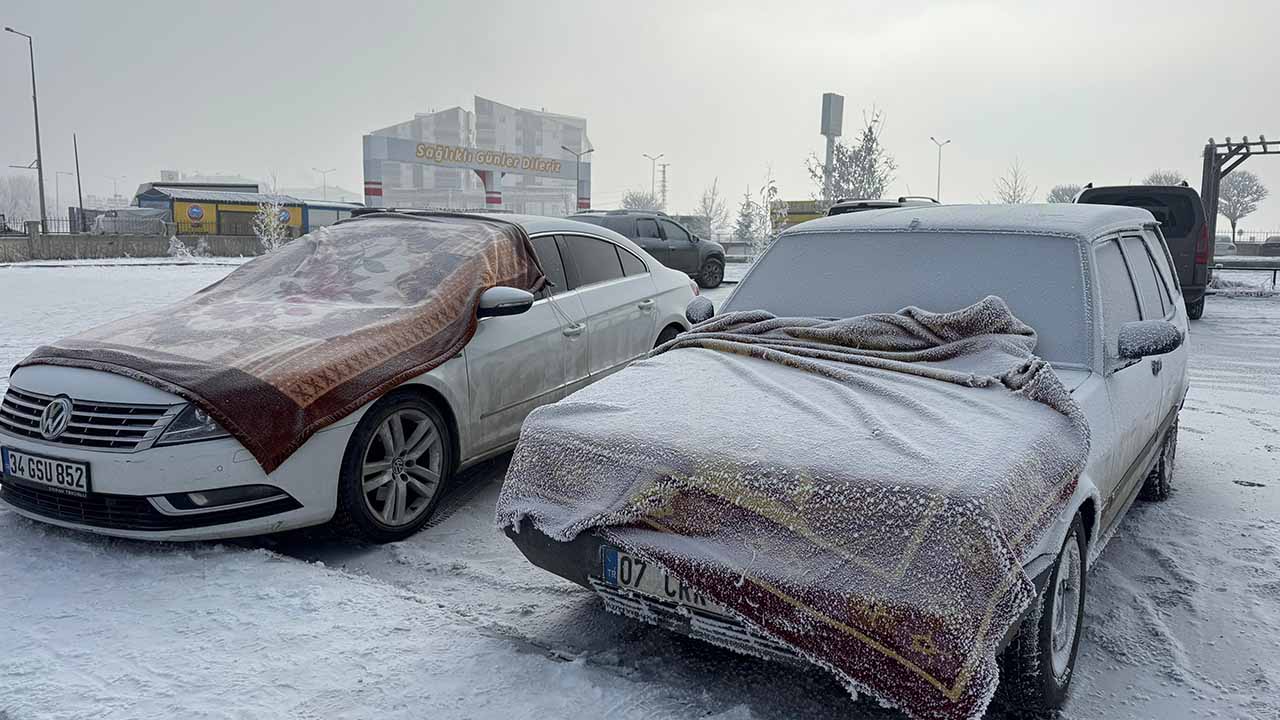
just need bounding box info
[789,203,1158,241]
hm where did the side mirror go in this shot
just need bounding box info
[686,296,715,325]
[1118,320,1183,360]
[478,286,535,318]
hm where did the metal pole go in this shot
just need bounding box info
[312,167,336,200]
[74,134,85,232]
[562,146,594,211]
[642,153,664,199]
[930,136,951,201]
[6,28,48,233]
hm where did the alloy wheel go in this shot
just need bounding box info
[360,408,444,528]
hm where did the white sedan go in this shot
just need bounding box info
[0,214,695,542]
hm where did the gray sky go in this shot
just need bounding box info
[4,0,1279,228]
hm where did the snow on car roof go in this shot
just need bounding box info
[790,203,1157,240]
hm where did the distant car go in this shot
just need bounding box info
[0,213,695,542]
[826,195,940,216]
[572,210,727,289]
[1262,236,1280,257]
[91,207,171,235]
[1076,184,1211,319]
[1215,238,1237,256]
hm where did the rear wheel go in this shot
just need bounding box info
[654,324,682,349]
[697,257,724,289]
[331,393,453,543]
[1140,417,1178,501]
[998,515,1087,715]
[1186,295,1205,319]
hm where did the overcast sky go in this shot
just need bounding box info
[3,0,1279,228]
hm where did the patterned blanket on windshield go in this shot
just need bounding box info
[18,213,545,473]
[496,297,1090,720]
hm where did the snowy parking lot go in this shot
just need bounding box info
[1,260,1278,720]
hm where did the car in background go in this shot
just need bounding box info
[508,203,1189,714]
[0,214,694,543]
[826,195,939,216]
[1215,237,1237,256]
[1076,183,1211,318]
[1262,236,1280,257]
[571,210,727,289]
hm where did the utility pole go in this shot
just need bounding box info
[312,167,336,200]
[642,153,664,199]
[929,136,951,200]
[561,145,594,211]
[73,134,85,232]
[6,27,48,233]
[658,162,670,210]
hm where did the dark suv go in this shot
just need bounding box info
[1076,184,1212,319]
[572,210,727,288]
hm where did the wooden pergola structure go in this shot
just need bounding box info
[1201,136,1279,238]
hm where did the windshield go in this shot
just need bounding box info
[723,230,1090,366]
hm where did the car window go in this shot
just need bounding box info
[531,235,569,295]
[563,234,624,286]
[637,218,661,239]
[659,220,691,243]
[1095,239,1142,363]
[619,246,648,276]
[1121,236,1167,318]
[1078,190,1198,238]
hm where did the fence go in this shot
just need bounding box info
[1225,229,1280,246]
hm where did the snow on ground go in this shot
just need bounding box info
[1,261,1278,720]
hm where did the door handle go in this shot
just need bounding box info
[1151,359,1163,376]
[637,299,655,311]
[562,322,585,337]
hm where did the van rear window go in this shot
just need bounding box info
[1079,191,1198,238]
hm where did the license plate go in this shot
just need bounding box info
[1,447,92,497]
[602,547,728,615]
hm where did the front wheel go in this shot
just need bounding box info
[331,392,454,543]
[997,515,1087,715]
[1186,295,1205,319]
[697,257,724,289]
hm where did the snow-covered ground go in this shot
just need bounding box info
[1,260,1278,720]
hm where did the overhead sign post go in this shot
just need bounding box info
[820,93,844,204]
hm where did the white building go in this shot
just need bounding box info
[364,96,592,216]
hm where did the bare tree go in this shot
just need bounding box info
[697,178,729,236]
[1217,170,1269,240]
[1045,183,1082,203]
[1143,169,1187,186]
[621,189,662,211]
[0,175,40,222]
[806,108,896,211]
[756,169,788,255]
[253,175,290,253]
[993,160,1036,204]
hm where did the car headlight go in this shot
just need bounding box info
[156,404,231,446]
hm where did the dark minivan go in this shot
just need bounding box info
[1077,184,1211,318]
[573,210,727,288]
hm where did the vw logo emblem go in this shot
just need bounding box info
[40,396,74,441]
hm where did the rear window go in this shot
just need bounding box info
[1078,190,1199,239]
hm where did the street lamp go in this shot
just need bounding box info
[929,136,951,201]
[642,153,664,198]
[312,167,336,200]
[561,145,594,211]
[6,26,48,233]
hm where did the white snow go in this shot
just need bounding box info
[1,261,1278,719]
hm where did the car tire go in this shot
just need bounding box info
[654,324,682,349]
[1186,295,1205,320]
[331,391,454,543]
[997,514,1087,716]
[697,257,724,289]
[1140,417,1177,501]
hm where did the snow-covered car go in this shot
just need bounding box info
[502,204,1189,717]
[0,213,694,543]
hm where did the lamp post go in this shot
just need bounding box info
[6,27,48,233]
[929,136,951,201]
[312,167,336,200]
[642,153,664,199]
[561,145,594,211]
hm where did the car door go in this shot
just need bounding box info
[658,219,699,273]
[1121,233,1188,420]
[1094,236,1165,533]
[634,217,668,267]
[466,233,588,452]
[559,233,659,382]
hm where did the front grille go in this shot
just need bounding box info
[0,479,302,531]
[0,386,180,452]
